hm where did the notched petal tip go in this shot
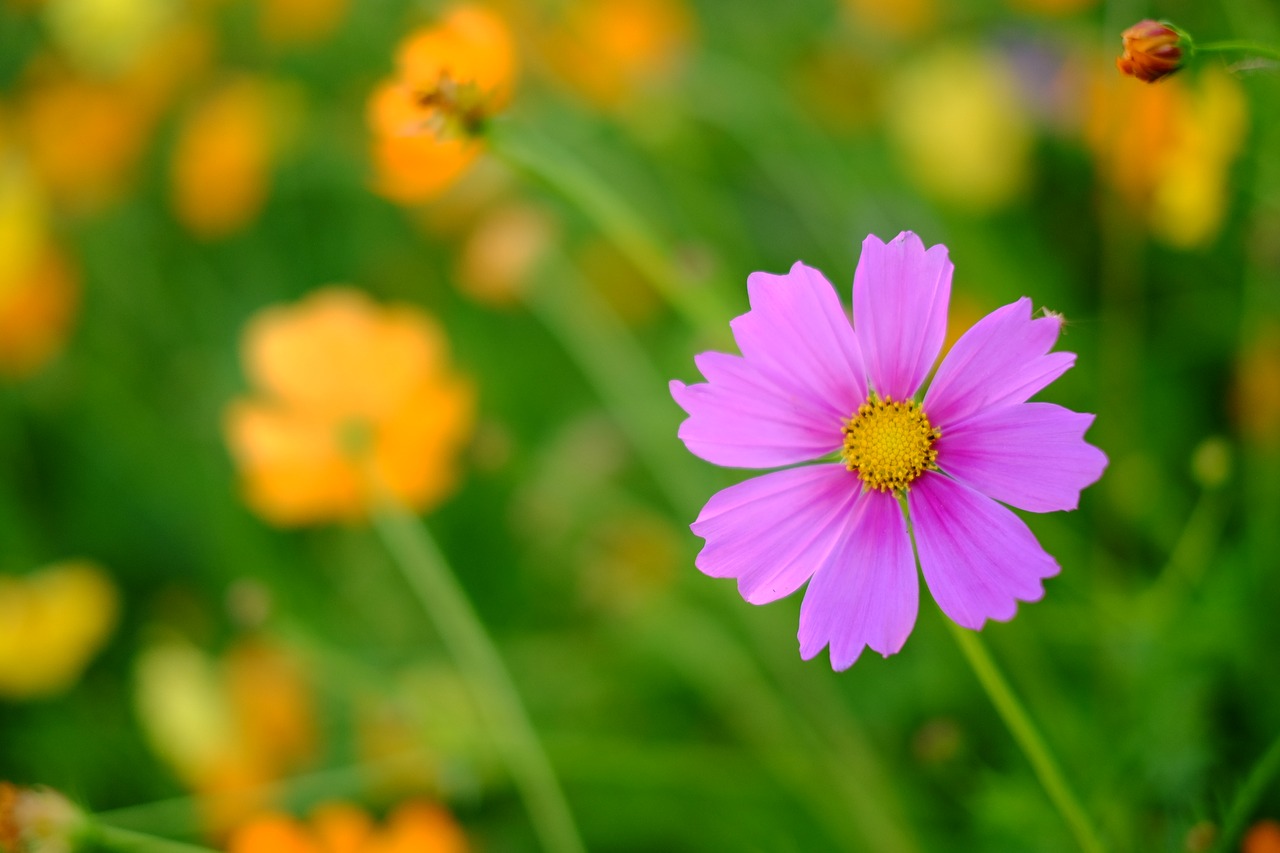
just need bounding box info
[854,229,953,402]
[669,378,691,410]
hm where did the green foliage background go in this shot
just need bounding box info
[2,0,1279,850]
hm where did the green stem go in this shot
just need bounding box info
[90,824,220,853]
[369,499,585,853]
[487,122,733,340]
[524,255,920,853]
[1214,731,1280,852]
[945,621,1106,853]
[523,257,706,517]
[1195,40,1280,59]
[636,599,919,853]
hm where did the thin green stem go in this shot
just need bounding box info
[523,257,705,517]
[945,621,1106,853]
[487,122,733,340]
[90,824,220,853]
[369,499,584,853]
[1196,40,1280,59]
[1214,732,1280,852]
[523,255,920,853]
[635,599,920,853]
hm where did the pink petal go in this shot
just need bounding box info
[937,403,1108,513]
[671,262,865,468]
[692,464,861,605]
[853,232,952,401]
[799,490,918,670]
[908,473,1059,630]
[923,298,1075,428]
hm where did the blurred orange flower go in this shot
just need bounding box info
[133,636,318,833]
[368,6,516,205]
[225,288,474,526]
[0,151,78,378]
[540,0,692,109]
[0,561,118,699]
[0,244,79,378]
[228,801,469,853]
[16,65,153,213]
[1086,66,1247,248]
[170,78,281,239]
[1246,820,1280,853]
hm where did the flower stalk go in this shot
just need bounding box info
[369,494,585,853]
[90,824,221,853]
[487,122,733,342]
[943,621,1106,853]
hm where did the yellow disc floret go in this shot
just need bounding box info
[841,396,940,493]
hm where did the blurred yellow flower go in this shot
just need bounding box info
[0,562,118,699]
[0,148,48,290]
[41,0,176,76]
[259,0,349,46]
[1086,68,1247,248]
[368,6,517,205]
[133,636,317,833]
[540,0,692,109]
[227,801,469,853]
[225,288,474,526]
[885,46,1033,213]
[170,78,280,240]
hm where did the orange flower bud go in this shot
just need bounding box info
[1116,19,1187,82]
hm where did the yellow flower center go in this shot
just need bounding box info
[840,396,940,493]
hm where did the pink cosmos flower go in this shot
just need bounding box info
[670,232,1107,669]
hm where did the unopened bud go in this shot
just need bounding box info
[1116,20,1188,82]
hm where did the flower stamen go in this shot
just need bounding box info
[841,396,940,493]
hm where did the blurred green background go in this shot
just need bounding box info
[1,0,1279,850]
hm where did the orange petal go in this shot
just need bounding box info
[228,814,323,853]
[396,6,516,107]
[224,400,362,526]
[309,802,374,853]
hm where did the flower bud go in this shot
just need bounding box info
[1116,20,1187,82]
